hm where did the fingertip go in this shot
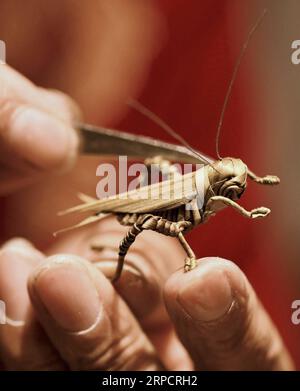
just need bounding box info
[28,253,163,370]
[6,104,79,172]
[0,237,43,263]
[164,257,294,371]
[1,237,35,252]
[28,254,102,333]
[164,257,248,322]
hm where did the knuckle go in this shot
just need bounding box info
[1,237,34,251]
[2,340,63,370]
[0,238,43,267]
[0,98,25,130]
[73,332,158,371]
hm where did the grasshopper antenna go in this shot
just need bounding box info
[215,9,267,160]
[127,98,215,168]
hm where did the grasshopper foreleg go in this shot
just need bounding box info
[247,169,280,185]
[209,196,271,219]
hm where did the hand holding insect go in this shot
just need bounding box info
[0,49,291,373]
[0,5,292,372]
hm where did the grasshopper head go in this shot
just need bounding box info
[207,157,248,201]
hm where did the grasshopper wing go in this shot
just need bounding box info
[60,172,198,215]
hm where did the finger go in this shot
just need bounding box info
[0,238,65,370]
[54,218,184,323]
[0,65,81,124]
[164,257,295,370]
[28,254,164,370]
[49,218,193,370]
[0,100,79,174]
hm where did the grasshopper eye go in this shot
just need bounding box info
[225,185,243,200]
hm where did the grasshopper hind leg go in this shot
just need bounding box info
[91,213,196,281]
[113,223,142,282]
[178,232,197,272]
[90,222,142,283]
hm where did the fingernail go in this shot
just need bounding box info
[33,260,101,332]
[9,106,79,171]
[178,263,234,322]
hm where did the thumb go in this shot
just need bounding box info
[28,254,163,370]
[164,257,294,370]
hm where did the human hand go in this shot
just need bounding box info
[0,228,295,370]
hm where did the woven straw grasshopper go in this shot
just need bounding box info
[57,10,279,282]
